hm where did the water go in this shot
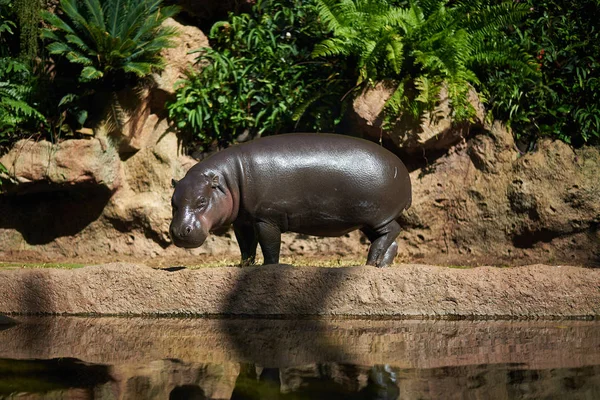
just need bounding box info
[0,317,598,399]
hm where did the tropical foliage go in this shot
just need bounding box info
[481,0,600,144]
[167,0,350,149]
[41,0,179,83]
[0,58,45,138]
[37,0,179,138]
[0,0,598,155]
[0,0,45,145]
[312,0,536,124]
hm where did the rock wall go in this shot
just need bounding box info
[0,18,598,266]
[398,122,600,266]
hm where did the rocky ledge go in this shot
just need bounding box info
[0,263,598,318]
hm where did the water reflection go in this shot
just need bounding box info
[0,318,598,399]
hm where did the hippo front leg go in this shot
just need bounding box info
[255,221,282,265]
[233,222,258,266]
[363,220,401,268]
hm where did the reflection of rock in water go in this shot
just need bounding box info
[1,318,600,399]
[365,365,400,400]
[231,363,400,400]
[397,364,600,400]
[170,384,207,400]
[0,358,599,399]
[0,357,113,398]
[3,317,599,371]
[110,360,238,400]
[228,363,600,399]
[0,314,17,331]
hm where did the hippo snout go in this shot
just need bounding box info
[169,222,207,248]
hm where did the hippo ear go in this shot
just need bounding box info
[171,179,179,188]
[210,174,220,189]
[206,173,225,193]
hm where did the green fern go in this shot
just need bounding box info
[0,5,45,142]
[0,58,46,141]
[313,0,536,124]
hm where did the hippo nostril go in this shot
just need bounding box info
[172,225,192,239]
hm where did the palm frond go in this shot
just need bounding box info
[80,65,103,81]
[41,11,75,35]
[84,0,105,31]
[46,41,75,55]
[65,33,94,54]
[66,50,93,65]
[122,61,155,76]
[106,0,124,37]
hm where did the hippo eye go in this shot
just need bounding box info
[198,197,208,208]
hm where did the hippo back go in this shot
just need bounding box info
[223,133,411,236]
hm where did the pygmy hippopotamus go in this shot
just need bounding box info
[170,133,412,267]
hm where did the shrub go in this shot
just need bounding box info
[0,58,45,140]
[167,0,351,149]
[481,0,600,144]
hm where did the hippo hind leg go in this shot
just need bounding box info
[362,220,401,268]
[234,222,258,266]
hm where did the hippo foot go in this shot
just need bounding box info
[238,258,257,268]
[366,241,398,268]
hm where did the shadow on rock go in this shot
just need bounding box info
[220,265,349,363]
[589,222,600,267]
[0,184,112,245]
[220,264,401,399]
[0,314,18,331]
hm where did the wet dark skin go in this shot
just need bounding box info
[170,133,412,267]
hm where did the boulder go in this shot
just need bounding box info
[103,129,195,247]
[0,138,120,192]
[152,17,210,109]
[350,81,485,153]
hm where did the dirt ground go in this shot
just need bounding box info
[1,247,593,270]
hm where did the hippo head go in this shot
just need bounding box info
[169,172,232,248]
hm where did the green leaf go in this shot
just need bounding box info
[66,51,93,65]
[75,109,88,126]
[46,42,73,55]
[80,66,104,81]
